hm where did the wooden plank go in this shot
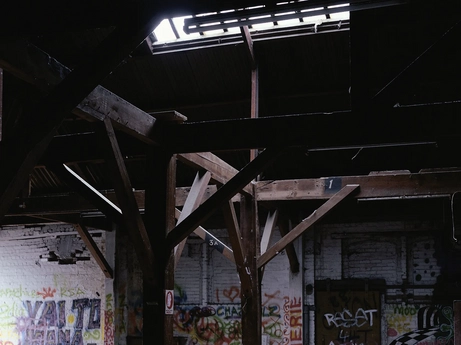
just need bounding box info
[175,208,234,263]
[177,152,253,196]
[222,199,251,289]
[6,184,238,218]
[260,210,278,255]
[240,194,261,345]
[0,12,163,223]
[250,67,259,162]
[259,209,278,281]
[255,170,461,201]
[47,163,123,224]
[278,212,300,273]
[166,147,284,249]
[159,101,461,153]
[257,184,360,268]
[99,117,156,285]
[174,171,212,268]
[240,26,256,69]
[143,149,177,345]
[74,223,113,278]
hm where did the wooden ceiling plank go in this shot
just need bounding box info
[99,117,156,284]
[255,170,461,201]
[222,199,252,291]
[47,163,123,224]
[174,171,212,268]
[257,184,360,268]
[0,10,164,223]
[74,223,113,279]
[159,101,461,153]
[166,146,284,250]
[0,41,168,145]
[177,152,253,196]
[175,208,235,263]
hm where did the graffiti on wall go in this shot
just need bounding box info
[174,286,301,345]
[15,298,101,345]
[385,304,454,345]
[316,290,380,345]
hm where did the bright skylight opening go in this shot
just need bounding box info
[152,3,350,44]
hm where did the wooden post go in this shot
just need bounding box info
[240,192,262,344]
[144,148,176,345]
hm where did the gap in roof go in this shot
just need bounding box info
[152,3,350,44]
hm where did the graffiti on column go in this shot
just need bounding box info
[386,304,454,345]
[316,290,380,345]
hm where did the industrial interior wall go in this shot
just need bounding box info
[0,224,114,345]
[305,220,461,345]
[174,229,304,345]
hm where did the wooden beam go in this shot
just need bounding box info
[144,148,177,345]
[99,117,156,285]
[0,41,170,145]
[177,152,253,196]
[257,184,360,268]
[259,209,278,280]
[240,26,256,69]
[255,170,461,201]
[278,211,300,273]
[222,199,252,289]
[0,10,164,223]
[240,194,261,345]
[175,208,234,263]
[6,184,239,219]
[166,147,284,250]
[74,223,113,278]
[174,171,212,268]
[260,210,278,255]
[47,163,123,224]
[159,101,461,153]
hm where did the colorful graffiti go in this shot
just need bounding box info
[174,288,301,345]
[14,298,101,345]
[104,294,115,345]
[385,304,454,345]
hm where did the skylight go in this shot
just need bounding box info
[152,2,350,44]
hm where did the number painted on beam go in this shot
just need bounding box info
[324,177,342,193]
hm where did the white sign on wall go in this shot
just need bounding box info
[165,289,174,314]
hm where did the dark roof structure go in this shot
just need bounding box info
[0,0,460,227]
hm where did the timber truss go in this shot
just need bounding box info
[1,0,461,344]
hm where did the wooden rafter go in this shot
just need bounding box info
[278,211,300,273]
[174,171,212,268]
[74,223,113,278]
[259,209,278,280]
[47,163,123,224]
[0,11,164,223]
[257,184,360,268]
[166,146,284,250]
[222,199,252,290]
[255,170,461,201]
[175,208,234,263]
[99,117,156,284]
[177,152,253,196]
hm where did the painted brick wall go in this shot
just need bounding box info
[306,221,450,345]
[174,229,303,345]
[0,224,108,345]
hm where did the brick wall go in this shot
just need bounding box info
[307,221,452,345]
[0,224,109,345]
